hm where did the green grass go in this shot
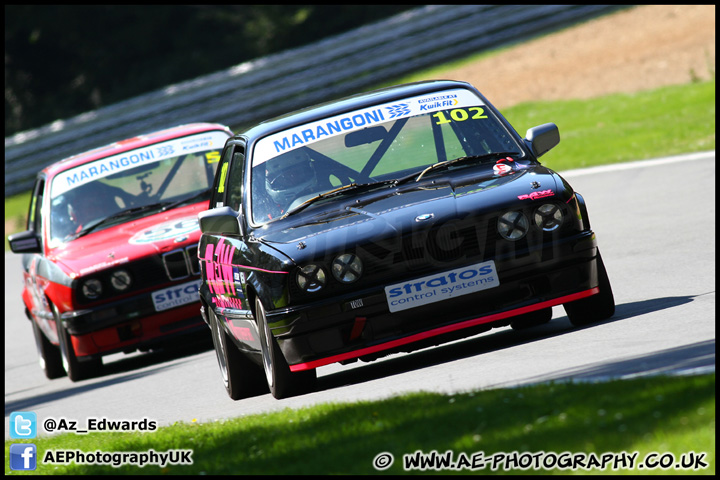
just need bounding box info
[5,373,714,475]
[505,81,715,172]
[4,191,30,250]
[4,80,715,250]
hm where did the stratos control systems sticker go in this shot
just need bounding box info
[152,279,202,311]
[384,261,499,312]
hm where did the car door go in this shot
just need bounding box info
[17,176,60,342]
[199,141,261,351]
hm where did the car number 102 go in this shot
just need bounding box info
[433,107,488,125]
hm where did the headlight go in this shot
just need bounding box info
[110,270,132,291]
[498,211,529,240]
[332,254,363,283]
[534,203,564,231]
[81,279,103,299]
[296,265,326,292]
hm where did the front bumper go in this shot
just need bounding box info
[267,231,600,370]
[61,284,207,357]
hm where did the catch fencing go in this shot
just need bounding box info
[4,4,626,195]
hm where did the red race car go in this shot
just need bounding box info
[8,123,233,381]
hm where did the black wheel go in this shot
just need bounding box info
[256,298,316,399]
[564,252,615,326]
[31,319,65,379]
[54,304,102,381]
[208,307,267,400]
[510,307,553,330]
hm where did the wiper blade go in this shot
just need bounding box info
[412,151,520,182]
[160,188,211,212]
[278,153,521,220]
[280,180,396,219]
[71,202,170,239]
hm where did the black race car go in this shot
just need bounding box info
[198,80,614,399]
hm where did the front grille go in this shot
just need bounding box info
[404,221,486,268]
[291,203,582,301]
[162,247,199,280]
[186,245,200,274]
[74,246,201,306]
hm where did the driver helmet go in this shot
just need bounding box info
[264,149,317,206]
[50,181,111,241]
[63,181,113,226]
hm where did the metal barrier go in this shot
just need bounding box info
[4,4,625,196]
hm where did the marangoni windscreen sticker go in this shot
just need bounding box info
[252,88,484,166]
[50,131,229,199]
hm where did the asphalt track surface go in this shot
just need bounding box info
[4,151,715,440]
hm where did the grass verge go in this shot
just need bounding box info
[505,80,715,172]
[5,373,714,475]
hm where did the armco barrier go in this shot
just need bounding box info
[5,5,626,196]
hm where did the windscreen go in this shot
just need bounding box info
[250,88,524,224]
[48,131,228,246]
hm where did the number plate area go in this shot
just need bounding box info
[152,279,202,312]
[384,261,499,313]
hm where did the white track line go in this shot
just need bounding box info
[559,150,715,178]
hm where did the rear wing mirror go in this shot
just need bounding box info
[199,206,243,236]
[524,123,560,158]
[8,230,41,254]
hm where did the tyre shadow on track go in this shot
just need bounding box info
[490,338,715,388]
[5,335,213,414]
[7,295,706,412]
[314,294,709,393]
[99,334,214,378]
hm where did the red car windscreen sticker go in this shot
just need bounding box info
[493,157,530,176]
[129,217,199,244]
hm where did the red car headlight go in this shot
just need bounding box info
[81,279,103,299]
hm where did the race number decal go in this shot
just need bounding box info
[129,217,199,244]
[432,107,488,125]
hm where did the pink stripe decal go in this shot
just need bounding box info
[197,254,289,275]
[236,265,289,274]
[289,288,599,371]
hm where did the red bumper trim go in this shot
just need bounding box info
[289,288,599,371]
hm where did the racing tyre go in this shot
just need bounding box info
[564,252,615,326]
[32,319,65,379]
[510,307,553,330]
[53,304,102,381]
[208,307,267,400]
[256,298,317,399]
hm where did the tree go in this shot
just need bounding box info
[5,5,412,136]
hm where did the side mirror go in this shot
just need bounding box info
[524,123,560,158]
[8,230,41,254]
[198,206,243,236]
